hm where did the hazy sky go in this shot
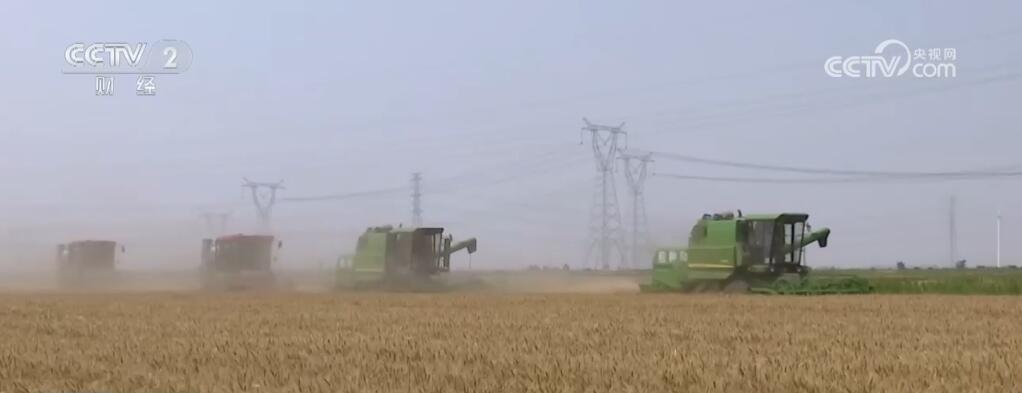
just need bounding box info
[1,0,1021,270]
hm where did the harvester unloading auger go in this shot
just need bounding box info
[336,225,477,291]
[640,211,872,294]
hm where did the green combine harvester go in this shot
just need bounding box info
[336,225,478,291]
[641,211,872,294]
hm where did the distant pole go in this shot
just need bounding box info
[411,173,423,227]
[949,195,957,266]
[996,210,1002,268]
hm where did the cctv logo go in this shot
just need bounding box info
[65,42,148,68]
[825,39,957,79]
[825,39,910,78]
[62,40,193,75]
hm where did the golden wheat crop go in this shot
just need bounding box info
[0,293,1018,393]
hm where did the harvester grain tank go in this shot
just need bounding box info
[56,240,124,288]
[642,211,871,294]
[337,226,477,290]
[200,234,283,290]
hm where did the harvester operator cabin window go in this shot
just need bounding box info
[793,222,805,264]
[782,222,806,264]
[785,224,793,263]
[749,222,772,249]
[741,221,774,266]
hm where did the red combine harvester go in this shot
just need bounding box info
[200,234,284,290]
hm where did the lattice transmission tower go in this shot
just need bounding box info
[580,118,628,270]
[411,172,423,227]
[621,151,654,269]
[242,178,284,234]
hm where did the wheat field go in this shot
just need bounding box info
[0,293,1018,393]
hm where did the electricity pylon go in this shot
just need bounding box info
[580,118,627,270]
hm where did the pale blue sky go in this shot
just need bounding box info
[1,0,1020,269]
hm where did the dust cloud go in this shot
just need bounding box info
[0,268,643,295]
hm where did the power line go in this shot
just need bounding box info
[651,151,1022,178]
[447,29,1022,127]
[625,56,1022,126]
[425,148,581,192]
[281,150,588,203]
[280,186,408,202]
[427,154,589,196]
[276,29,1022,138]
[279,147,584,203]
[649,171,1022,183]
[634,67,1022,141]
[275,70,1022,205]
[428,196,584,231]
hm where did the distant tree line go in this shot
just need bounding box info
[895,260,1019,270]
[526,264,571,271]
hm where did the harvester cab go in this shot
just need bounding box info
[56,240,123,288]
[732,213,829,276]
[200,234,282,290]
[337,225,477,290]
[643,211,868,294]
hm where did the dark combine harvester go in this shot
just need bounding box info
[200,234,283,290]
[56,240,123,288]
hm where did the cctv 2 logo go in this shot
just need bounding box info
[63,40,193,74]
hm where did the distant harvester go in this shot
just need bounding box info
[200,234,284,290]
[337,225,477,291]
[56,240,124,288]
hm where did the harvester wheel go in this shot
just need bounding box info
[687,281,719,293]
[723,279,750,293]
